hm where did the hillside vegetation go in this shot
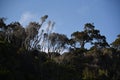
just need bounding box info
[0,16,120,80]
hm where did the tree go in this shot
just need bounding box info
[70,23,109,53]
[71,31,89,49]
[84,23,109,49]
[1,16,120,80]
[92,34,109,49]
[25,22,41,50]
[0,18,7,40]
[0,17,7,30]
[111,34,120,50]
[24,15,48,50]
[40,20,55,52]
[48,33,68,53]
[7,22,26,48]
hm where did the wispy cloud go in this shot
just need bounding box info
[19,12,56,32]
[19,12,36,26]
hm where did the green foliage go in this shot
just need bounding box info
[70,23,109,50]
[0,17,120,80]
[82,67,96,80]
[71,31,89,48]
[111,34,120,50]
[98,69,108,77]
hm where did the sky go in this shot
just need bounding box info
[0,0,120,48]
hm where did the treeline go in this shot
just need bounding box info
[0,16,120,80]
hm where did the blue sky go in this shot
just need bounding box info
[0,0,120,47]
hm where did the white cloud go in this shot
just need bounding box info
[19,12,36,27]
[19,12,56,32]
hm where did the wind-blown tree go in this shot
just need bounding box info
[0,15,48,50]
[25,22,41,50]
[1,17,120,80]
[41,20,55,52]
[48,32,68,53]
[24,15,48,50]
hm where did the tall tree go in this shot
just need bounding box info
[41,21,55,52]
[70,23,109,49]
[84,23,109,49]
[24,15,48,50]
[70,23,95,49]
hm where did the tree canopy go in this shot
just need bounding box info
[0,16,120,80]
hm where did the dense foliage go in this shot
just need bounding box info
[0,16,120,80]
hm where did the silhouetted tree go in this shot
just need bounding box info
[40,20,55,53]
[1,17,120,80]
[7,22,26,48]
[71,31,89,49]
[111,34,120,50]
[24,15,48,50]
[84,23,109,49]
[48,33,68,53]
